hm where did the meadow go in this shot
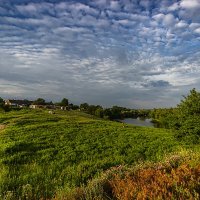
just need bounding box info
[0,109,198,199]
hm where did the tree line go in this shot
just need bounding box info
[150,88,200,143]
[79,103,150,120]
[0,97,150,119]
[32,98,151,120]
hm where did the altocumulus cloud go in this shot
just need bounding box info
[0,0,200,108]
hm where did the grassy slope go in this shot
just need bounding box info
[0,109,191,199]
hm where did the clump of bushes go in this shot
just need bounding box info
[151,88,200,143]
[109,163,200,200]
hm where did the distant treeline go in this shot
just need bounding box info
[79,103,150,120]
[0,97,150,120]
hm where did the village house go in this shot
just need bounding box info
[60,106,68,110]
[29,104,45,109]
[4,99,68,110]
[4,99,33,107]
[29,104,56,109]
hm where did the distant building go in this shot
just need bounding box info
[4,99,33,107]
[60,106,68,110]
[30,105,47,109]
[4,100,69,110]
[29,104,56,109]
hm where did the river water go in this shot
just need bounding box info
[119,118,156,127]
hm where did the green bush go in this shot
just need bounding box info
[176,116,200,144]
[151,89,200,143]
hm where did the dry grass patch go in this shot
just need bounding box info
[0,124,6,130]
[109,163,200,200]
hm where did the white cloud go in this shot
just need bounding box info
[189,23,200,30]
[109,1,121,11]
[16,2,55,16]
[153,13,165,22]
[166,31,175,39]
[180,0,200,9]
[168,2,180,11]
[175,20,188,28]
[1,16,59,27]
[162,13,176,26]
[194,27,200,34]
[113,19,136,27]
[153,13,183,28]
[139,0,151,9]
[16,3,38,13]
[68,3,99,16]
[78,14,107,28]
[90,0,108,9]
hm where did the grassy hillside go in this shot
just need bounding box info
[0,109,196,199]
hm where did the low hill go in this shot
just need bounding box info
[0,109,198,199]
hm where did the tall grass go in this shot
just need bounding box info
[0,109,197,199]
[60,150,200,200]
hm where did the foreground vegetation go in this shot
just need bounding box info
[0,109,184,199]
[63,150,200,200]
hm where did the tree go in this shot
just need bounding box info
[60,98,69,107]
[175,88,200,140]
[80,103,89,110]
[0,98,10,112]
[150,88,200,143]
[103,108,112,120]
[95,108,104,118]
[178,88,200,117]
[71,104,79,110]
[33,98,46,105]
[0,97,4,107]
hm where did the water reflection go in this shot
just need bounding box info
[119,118,157,127]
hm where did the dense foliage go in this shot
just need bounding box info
[0,97,4,107]
[0,109,180,199]
[60,98,69,106]
[150,88,200,143]
[0,98,10,112]
[80,104,150,120]
[33,98,46,105]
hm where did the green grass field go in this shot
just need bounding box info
[0,109,197,199]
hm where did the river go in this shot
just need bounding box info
[118,118,156,127]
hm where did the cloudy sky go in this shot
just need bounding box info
[0,0,200,108]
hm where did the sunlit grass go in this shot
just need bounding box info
[0,109,197,199]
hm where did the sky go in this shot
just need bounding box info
[0,0,200,108]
